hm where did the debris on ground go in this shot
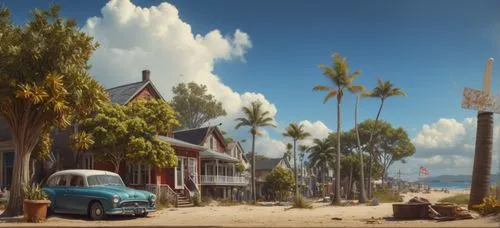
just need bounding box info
[365,217,383,224]
[331,217,342,220]
[368,198,379,206]
[392,197,478,222]
[408,196,430,203]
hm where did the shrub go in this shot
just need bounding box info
[156,199,171,210]
[471,196,500,216]
[191,192,201,207]
[372,190,402,203]
[23,185,48,200]
[292,195,312,209]
[438,194,469,205]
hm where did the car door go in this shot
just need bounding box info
[65,175,88,214]
[53,175,70,212]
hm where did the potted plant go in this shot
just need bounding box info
[23,184,51,223]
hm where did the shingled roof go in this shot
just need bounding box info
[173,126,227,148]
[106,81,150,105]
[255,158,288,171]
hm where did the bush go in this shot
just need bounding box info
[23,185,48,200]
[0,198,7,210]
[438,194,469,205]
[292,195,312,209]
[372,190,403,203]
[156,199,171,210]
[471,196,500,216]
[191,192,201,207]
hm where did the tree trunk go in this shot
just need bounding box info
[251,132,256,203]
[322,167,327,197]
[355,95,367,203]
[293,139,299,202]
[367,99,385,199]
[468,112,493,209]
[333,95,342,204]
[1,141,32,216]
[348,165,353,199]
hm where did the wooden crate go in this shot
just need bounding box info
[393,203,430,220]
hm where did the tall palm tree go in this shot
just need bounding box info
[363,79,406,198]
[283,123,311,202]
[353,88,368,203]
[235,100,276,203]
[284,143,293,162]
[313,52,363,204]
[308,138,334,197]
[299,144,308,194]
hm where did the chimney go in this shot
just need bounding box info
[142,69,150,82]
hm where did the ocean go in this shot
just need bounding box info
[425,182,471,190]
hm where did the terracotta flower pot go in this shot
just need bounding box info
[23,199,51,223]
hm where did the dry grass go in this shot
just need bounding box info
[438,194,469,205]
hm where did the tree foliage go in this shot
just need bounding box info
[313,52,363,204]
[80,99,179,172]
[170,82,226,129]
[265,167,295,201]
[0,5,108,216]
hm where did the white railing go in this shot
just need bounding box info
[200,175,248,185]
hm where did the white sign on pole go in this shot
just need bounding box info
[461,87,500,114]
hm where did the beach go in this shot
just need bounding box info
[1,189,498,227]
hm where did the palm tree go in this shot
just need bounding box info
[308,138,334,197]
[235,100,276,203]
[284,143,293,162]
[353,88,368,203]
[313,53,363,204]
[363,79,406,198]
[283,123,311,202]
[299,144,308,194]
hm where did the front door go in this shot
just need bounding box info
[175,157,184,189]
[188,158,197,185]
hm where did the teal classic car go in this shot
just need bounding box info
[43,169,156,220]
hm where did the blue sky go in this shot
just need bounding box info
[3,0,500,179]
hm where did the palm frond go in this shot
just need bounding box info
[323,90,338,103]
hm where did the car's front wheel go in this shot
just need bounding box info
[89,202,106,220]
[136,212,148,217]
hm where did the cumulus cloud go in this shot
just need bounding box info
[393,116,500,179]
[298,120,332,145]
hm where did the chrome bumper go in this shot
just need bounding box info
[106,207,156,215]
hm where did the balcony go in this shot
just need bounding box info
[200,175,248,186]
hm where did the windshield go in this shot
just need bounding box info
[87,175,125,187]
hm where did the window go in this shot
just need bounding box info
[129,163,151,185]
[47,175,61,187]
[188,158,197,184]
[57,176,68,187]
[69,175,84,187]
[87,175,124,186]
[82,154,94,170]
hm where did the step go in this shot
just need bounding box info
[177,203,194,207]
[177,200,191,205]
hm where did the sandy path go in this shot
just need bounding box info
[1,190,498,227]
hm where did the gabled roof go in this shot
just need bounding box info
[173,126,227,148]
[227,142,247,162]
[255,158,289,171]
[157,135,206,151]
[106,80,164,105]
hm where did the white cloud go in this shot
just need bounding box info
[298,120,332,145]
[392,116,500,180]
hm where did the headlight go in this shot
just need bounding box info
[150,194,156,202]
[112,195,120,203]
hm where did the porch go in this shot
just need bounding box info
[200,158,247,186]
[200,175,247,186]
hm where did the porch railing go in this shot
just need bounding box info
[200,175,248,185]
[129,184,179,207]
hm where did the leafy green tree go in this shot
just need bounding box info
[80,99,179,172]
[235,162,246,174]
[307,138,334,197]
[313,53,363,204]
[363,79,406,197]
[235,101,276,203]
[0,6,108,216]
[70,131,94,168]
[170,82,226,129]
[265,167,295,201]
[283,123,311,202]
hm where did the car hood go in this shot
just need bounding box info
[91,185,151,200]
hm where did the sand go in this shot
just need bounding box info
[1,190,498,227]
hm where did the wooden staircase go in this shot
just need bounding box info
[176,193,194,207]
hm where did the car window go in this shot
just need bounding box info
[87,175,125,186]
[57,176,68,187]
[69,175,84,187]
[47,175,61,187]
